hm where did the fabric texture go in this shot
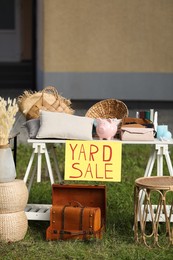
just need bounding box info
[23,118,40,139]
[36,111,94,140]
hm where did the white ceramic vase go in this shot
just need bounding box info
[0,146,16,183]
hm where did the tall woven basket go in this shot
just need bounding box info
[0,180,28,242]
[85,99,128,119]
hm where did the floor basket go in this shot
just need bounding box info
[0,180,28,213]
[0,211,28,242]
[85,99,128,119]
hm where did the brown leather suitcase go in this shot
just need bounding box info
[46,184,106,241]
[46,201,102,240]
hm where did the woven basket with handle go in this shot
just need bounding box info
[85,99,128,119]
[17,86,74,120]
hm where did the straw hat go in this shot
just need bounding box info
[17,86,74,119]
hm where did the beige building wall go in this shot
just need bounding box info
[42,0,173,73]
[36,0,173,100]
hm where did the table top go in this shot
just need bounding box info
[27,138,173,145]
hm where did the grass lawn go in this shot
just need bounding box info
[0,143,173,260]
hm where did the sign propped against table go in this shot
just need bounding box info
[65,140,122,182]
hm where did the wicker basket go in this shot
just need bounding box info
[85,99,128,119]
[0,180,28,213]
[0,211,28,242]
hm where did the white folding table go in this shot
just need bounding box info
[24,138,173,221]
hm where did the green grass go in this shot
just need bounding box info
[0,144,173,259]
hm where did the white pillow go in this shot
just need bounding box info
[36,111,94,140]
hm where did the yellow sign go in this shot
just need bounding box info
[65,140,122,182]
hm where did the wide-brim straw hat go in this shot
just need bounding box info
[85,99,128,119]
[17,86,74,119]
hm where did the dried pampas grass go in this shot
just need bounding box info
[0,97,18,146]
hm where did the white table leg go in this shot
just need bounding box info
[163,147,173,176]
[156,144,164,176]
[44,147,55,184]
[155,144,173,177]
[34,143,55,184]
[31,143,45,183]
[51,146,63,183]
[144,149,156,177]
[23,150,35,183]
[157,153,163,177]
[140,148,156,205]
[27,164,37,193]
[24,142,55,190]
[37,150,42,182]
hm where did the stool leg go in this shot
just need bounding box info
[137,189,159,247]
[134,185,139,242]
[163,191,172,244]
[139,191,149,246]
[150,192,160,246]
[169,201,173,244]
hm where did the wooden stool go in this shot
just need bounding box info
[134,176,173,247]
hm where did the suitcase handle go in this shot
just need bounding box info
[61,201,85,239]
[68,200,84,208]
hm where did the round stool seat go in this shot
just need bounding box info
[135,176,173,190]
